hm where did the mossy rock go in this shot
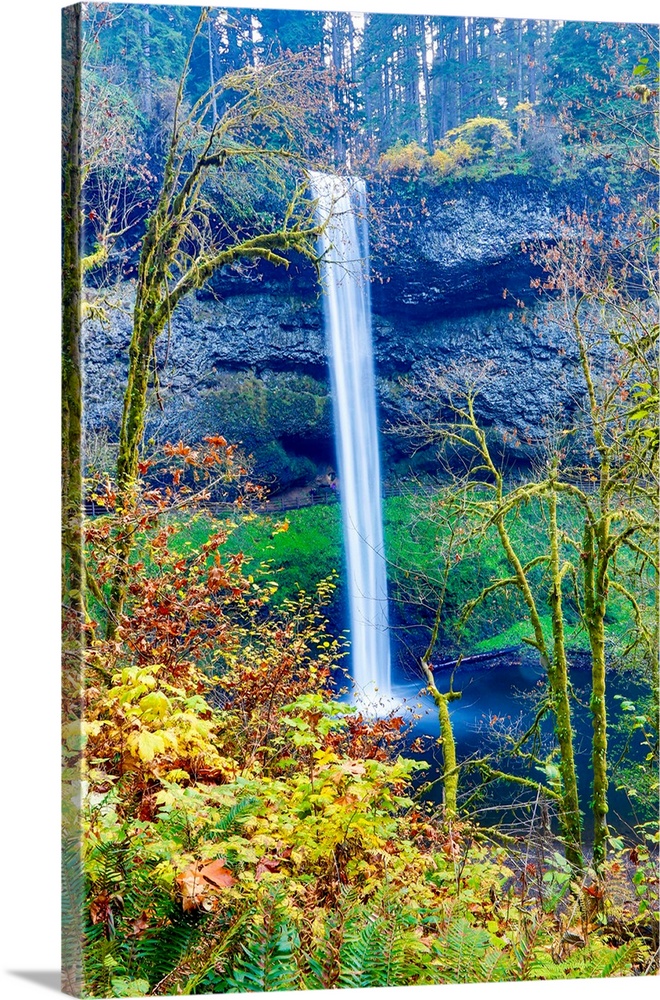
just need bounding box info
[182,371,333,486]
[201,372,331,447]
[252,440,317,489]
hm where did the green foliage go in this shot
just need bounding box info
[224,898,301,992]
[379,117,530,187]
[74,461,653,993]
[611,691,659,824]
[170,504,343,611]
[430,917,508,982]
[200,372,331,487]
[445,117,515,154]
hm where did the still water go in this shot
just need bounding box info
[382,650,650,842]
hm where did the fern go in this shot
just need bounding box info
[592,940,641,977]
[305,886,433,990]
[336,911,382,988]
[432,917,508,984]
[525,936,642,980]
[223,893,302,993]
[511,919,542,980]
[210,796,259,837]
[82,835,206,996]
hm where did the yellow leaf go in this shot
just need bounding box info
[137,730,166,762]
[166,768,190,783]
[139,691,171,721]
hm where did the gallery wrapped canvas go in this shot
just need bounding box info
[62,3,659,996]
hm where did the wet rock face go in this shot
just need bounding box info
[84,289,578,477]
[373,303,581,454]
[370,174,603,317]
[83,174,604,478]
[82,286,332,488]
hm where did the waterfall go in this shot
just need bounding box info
[310,172,392,707]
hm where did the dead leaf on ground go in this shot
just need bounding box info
[200,858,235,888]
[255,856,280,880]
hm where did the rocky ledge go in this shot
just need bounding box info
[83,173,612,484]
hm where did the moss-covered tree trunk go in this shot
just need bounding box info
[107,295,160,637]
[573,308,613,868]
[496,500,583,872]
[101,12,325,634]
[582,520,610,865]
[435,692,459,818]
[62,3,83,618]
[547,486,583,870]
[420,658,459,818]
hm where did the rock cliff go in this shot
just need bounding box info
[83,174,608,484]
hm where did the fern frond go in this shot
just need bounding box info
[592,940,640,978]
[432,917,505,984]
[336,912,381,989]
[224,894,302,993]
[211,796,259,837]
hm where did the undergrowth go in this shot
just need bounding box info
[64,453,658,995]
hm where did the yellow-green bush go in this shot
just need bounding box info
[378,140,428,177]
[429,138,477,175]
[444,116,514,153]
[378,118,517,183]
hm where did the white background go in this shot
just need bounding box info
[0,1,657,998]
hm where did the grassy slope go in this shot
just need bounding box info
[166,491,645,655]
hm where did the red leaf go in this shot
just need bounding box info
[255,856,280,880]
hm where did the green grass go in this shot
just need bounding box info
[169,504,343,606]
[162,489,648,655]
[473,615,587,653]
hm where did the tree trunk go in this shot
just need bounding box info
[583,520,610,866]
[458,18,468,121]
[208,18,218,124]
[589,610,609,865]
[528,25,537,104]
[330,13,346,166]
[437,692,458,818]
[419,17,435,152]
[107,299,160,634]
[62,2,83,618]
[516,21,524,106]
[421,659,459,819]
[494,494,582,872]
[548,487,583,871]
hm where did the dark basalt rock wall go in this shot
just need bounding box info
[370,174,605,317]
[83,174,604,482]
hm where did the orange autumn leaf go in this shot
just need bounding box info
[176,868,207,912]
[199,858,235,889]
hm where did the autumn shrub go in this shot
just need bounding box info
[63,442,656,995]
[449,116,514,154]
[428,138,477,176]
[378,140,428,178]
[376,117,527,185]
[64,444,439,992]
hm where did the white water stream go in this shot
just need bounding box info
[310,172,392,708]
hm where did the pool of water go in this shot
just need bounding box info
[378,650,651,842]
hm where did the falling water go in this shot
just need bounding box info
[310,172,392,707]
